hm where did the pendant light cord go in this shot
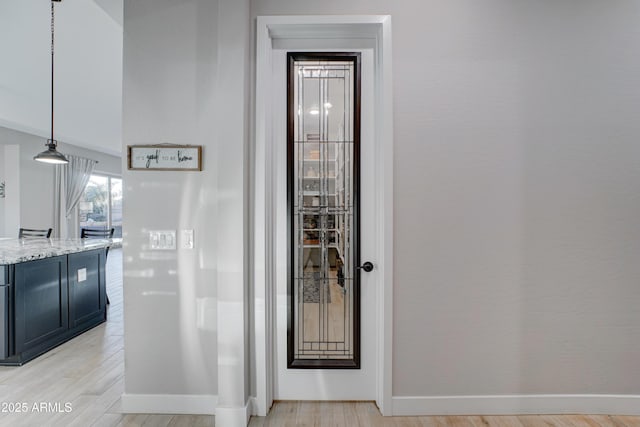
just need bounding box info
[33,0,67,164]
[50,0,55,144]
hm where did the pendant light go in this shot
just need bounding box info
[34,0,69,165]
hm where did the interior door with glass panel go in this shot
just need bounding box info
[288,53,362,369]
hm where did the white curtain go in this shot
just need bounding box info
[53,155,97,238]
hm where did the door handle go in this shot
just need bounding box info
[357,262,374,272]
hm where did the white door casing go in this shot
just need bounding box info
[253,15,393,416]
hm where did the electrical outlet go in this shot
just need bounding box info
[181,229,194,249]
[149,230,177,250]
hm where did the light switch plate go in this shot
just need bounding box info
[181,229,194,249]
[149,230,177,250]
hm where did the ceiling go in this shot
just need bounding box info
[0,0,123,156]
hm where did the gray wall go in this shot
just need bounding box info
[122,0,248,406]
[120,0,640,406]
[252,0,640,396]
[0,146,5,235]
[0,126,121,238]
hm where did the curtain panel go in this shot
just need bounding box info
[53,155,97,238]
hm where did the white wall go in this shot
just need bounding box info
[0,146,5,236]
[0,0,123,156]
[0,145,20,238]
[252,0,640,399]
[121,0,249,417]
[0,126,121,238]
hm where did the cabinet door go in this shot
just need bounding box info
[68,249,106,328]
[0,264,9,359]
[0,266,8,359]
[15,256,68,353]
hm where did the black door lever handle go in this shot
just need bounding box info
[357,262,374,272]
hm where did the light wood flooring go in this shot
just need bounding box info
[249,402,640,427]
[1,249,639,426]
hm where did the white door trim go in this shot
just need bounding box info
[253,15,393,417]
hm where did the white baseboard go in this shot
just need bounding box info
[392,394,640,416]
[248,396,260,416]
[121,393,217,415]
[216,400,251,427]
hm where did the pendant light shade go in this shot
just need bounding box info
[34,0,68,165]
[34,139,69,164]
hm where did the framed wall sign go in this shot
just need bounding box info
[127,145,202,171]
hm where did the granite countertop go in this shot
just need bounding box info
[0,238,114,265]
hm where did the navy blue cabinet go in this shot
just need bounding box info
[68,249,107,328]
[0,266,9,359]
[0,248,107,365]
[15,256,69,354]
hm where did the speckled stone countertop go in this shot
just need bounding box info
[0,238,113,265]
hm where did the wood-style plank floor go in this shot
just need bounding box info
[250,401,640,427]
[1,248,639,426]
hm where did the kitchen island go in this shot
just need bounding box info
[0,238,111,365]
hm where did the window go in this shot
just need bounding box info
[78,175,122,237]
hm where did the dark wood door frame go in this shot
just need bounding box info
[287,52,362,369]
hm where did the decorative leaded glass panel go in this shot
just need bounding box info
[288,53,361,368]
